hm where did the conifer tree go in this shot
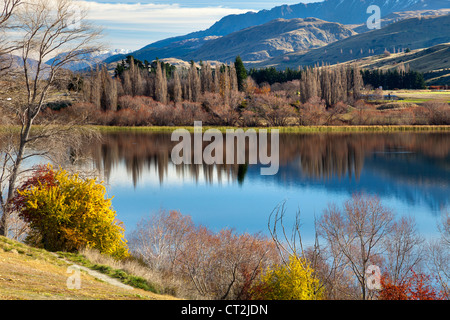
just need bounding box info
[234,55,247,91]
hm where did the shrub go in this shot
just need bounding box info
[172,102,207,126]
[422,100,450,125]
[250,255,324,300]
[12,164,129,259]
[379,270,445,300]
[240,109,261,127]
[129,210,279,299]
[297,97,327,125]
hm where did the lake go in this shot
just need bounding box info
[78,131,450,245]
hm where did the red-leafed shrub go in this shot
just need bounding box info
[379,270,445,300]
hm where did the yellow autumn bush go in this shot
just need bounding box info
[251,255,323,300]
[13,164,129,259]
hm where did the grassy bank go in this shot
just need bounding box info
[92,124,450,134]
[0,236,176,300]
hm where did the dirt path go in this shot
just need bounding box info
[54,254,135,291]
[74,264,135,290]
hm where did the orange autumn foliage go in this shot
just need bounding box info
[379,271,446,300]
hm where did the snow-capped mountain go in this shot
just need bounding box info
[45,49,132,71]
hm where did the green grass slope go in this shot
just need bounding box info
[0,236,176,300]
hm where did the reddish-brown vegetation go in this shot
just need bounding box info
[379,270,446,300]
[41,58,450,127]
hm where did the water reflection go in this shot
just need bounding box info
[81,132,450,212]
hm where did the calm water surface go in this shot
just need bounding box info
[79,131,450,244]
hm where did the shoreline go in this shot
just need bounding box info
[91,125,450,133]
[2,125,449,135]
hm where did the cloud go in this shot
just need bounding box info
[77,1,254,49]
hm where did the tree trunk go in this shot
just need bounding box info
[0,118,32,237]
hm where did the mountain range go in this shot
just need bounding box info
[46,49,131,72]
[180,18,356,63]
[103,0,450,68]
[258,14,450,69]
[146,0,449,49]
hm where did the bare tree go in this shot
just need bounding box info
[154,60,167,104]
[130,209,278,299]
[188,62,200,102]
[0,0,22,74]
[427,210,450,297]
[129,210,194,273]
[0,0,20,26]
[0,0,103,237]
[200,62,212,93]
[318,193,395,300]
[172,69,182,103]
[383,216,424,283]
[267,201,339,299]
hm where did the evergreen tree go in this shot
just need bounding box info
[234,55,247,91]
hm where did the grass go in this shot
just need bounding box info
[57,251,162,294]
[91,124,450,134]
[0,236,176,300]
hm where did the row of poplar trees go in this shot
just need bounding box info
[82,56,243,111]
[81,55,363,111]
[299,64,363,106]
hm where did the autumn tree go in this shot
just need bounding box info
[129,210,279,299]
[172,69,182,103]
[250,255,323,300]
[100,66,118,111]
[219,65,230,105]
[155,60,168,104]
[213,67,220,94]
[188,62,201,102]
[0,0,102,237]
[299,65,363,107]
[379,270,445,300]
[200,62,213,93]
[12,164,128,258]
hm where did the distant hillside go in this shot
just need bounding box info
[144,0,450,49]
[350,43,450,85]
[185,18,356,63]
[104,36,220,65]
[352,8,450,33]
[257,14,450,70]
[105,0,450,65]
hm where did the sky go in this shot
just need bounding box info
[80,0,323,51]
